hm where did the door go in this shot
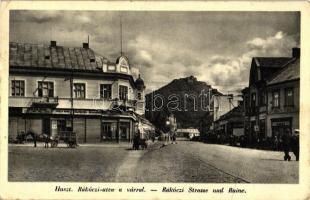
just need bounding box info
[120,122,130,140]
[57,120,66,134]
[42,118,50,135]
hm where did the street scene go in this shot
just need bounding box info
[9,139,298,183]
[8,11,300,183]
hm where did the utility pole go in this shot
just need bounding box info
[70,65,74,132]
[120,13,123,56]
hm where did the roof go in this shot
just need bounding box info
[267,59,300,85]
[9,42,106,71]
[216,105,244,122]
[254,57,293,68]
[250,57,295,85]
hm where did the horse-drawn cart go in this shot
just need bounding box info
[51,131,78,148]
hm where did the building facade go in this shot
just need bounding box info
[243,48,300,142]
[266,59,300,139]
[213,104,244,137]
[9,41,146,143]
[209,93,242,133]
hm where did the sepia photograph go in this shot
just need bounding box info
[7,10,301,184]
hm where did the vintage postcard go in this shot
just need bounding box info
[0,1,310,200]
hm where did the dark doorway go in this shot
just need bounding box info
[42,118,50,135]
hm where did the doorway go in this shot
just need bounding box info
[42,118,50,135]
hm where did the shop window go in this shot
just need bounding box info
[119,85,128,101]
[285,88,294,106]
[74,83,85,99]
[11,80,25,96]
[38,81,54,97]
[272,90,280,108]
[100,84,112,99]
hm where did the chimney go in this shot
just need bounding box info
[292,47,300,58]
[83,43,89,49]
[50,41,57,47]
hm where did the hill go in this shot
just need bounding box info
[145,76,221,131]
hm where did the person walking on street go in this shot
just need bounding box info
[282,130,291,161]
[32,133,37,148]
[291,130,299,161]
[273,135,279,151]
[133,129,140,150]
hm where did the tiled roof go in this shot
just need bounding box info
[254,57,293,68]
[9,42,107,71]
[253,57,295,82]
[267,59,300,85]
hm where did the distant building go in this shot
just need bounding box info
[9,41,146,143]
[209,93,243,132]
[213,104,244,137]
[176,128,200,138]
[243,48,300,142]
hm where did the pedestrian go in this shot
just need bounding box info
[273,136,279,151]
[133,129,140,150]
[31,133,37,148]
[290,131,299,161]
[44,134,49,148]
[281,130,291,161]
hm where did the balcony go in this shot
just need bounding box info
[110,99,137,111]
[31,96,59,108]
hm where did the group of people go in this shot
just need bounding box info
[132,129,148,150]
[281,133,299,161]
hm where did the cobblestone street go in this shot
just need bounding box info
[9,140,298,183]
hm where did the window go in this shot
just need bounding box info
[38,81,54,97]
[107,65,116,71]
[100,84,112,99]
[74,83,85,99]
[285,88,294,106]
[272,90,280,108]
[120,66,128,73]
[259,91,266,106]
[120,58,129,73]
[11,80,25,96]
[251,93,256,113]
[137,92,142,100]
[119,85,128,101]
[259,119,266,138]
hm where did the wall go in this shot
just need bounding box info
[267,81,300,113]
[9,74,142,112]
[266,80,300,137]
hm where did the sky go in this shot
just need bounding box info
[10,11,300,94]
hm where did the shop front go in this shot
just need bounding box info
[270,117,292,138]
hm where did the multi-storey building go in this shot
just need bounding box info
[266,58,299,138]
[243,48,300,142]
[9,41,146,143]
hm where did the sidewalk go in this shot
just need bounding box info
[9,140,159,149]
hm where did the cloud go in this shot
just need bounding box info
[11,11,63,23]
[10,11,300,95]
[246,31,298,54]
[200,31,299,93]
